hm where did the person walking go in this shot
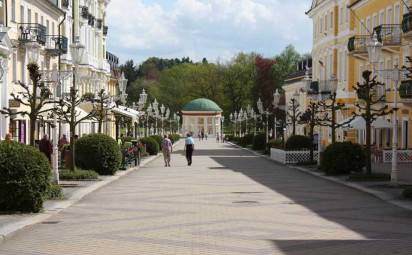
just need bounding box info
[161,135,173,167]
[58,134,69,165]
[184,133,195,166]
[39,135,53,163]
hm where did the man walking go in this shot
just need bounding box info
[162,135,173,167]
[185,133,195,166]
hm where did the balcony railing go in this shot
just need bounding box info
[62,0,69,8]
[88,14,95,26]
[18,23,46,45]
[402,12,412,34]
[45,35,68,56]
[106,51,119,66]
[348,35,369,53]
[307,79,337,95]
[81,6,89,20]
[103,26,108,36]
[96,19,103,29]
[400,80,412,99]
[374,24,402,46]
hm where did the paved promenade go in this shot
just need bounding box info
[1,140,412,254]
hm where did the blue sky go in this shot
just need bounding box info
[106,0,313,65]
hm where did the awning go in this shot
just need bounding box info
[111,106,138,122]
[340,116,391,130]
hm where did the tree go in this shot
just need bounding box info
[53,87,97,171]
[287,97,301,136]
[0,63,54,146]
[254,56,276,108]
[317,93,348,144]
[352,70,392,175]
[299,102,319,161]
[93,89,114,133]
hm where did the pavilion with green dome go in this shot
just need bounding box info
[181,98,223,136]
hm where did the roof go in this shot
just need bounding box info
[182,98,223,112]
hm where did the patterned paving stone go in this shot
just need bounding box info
[1,140,412,254]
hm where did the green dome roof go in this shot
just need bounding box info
[182,98,222,112]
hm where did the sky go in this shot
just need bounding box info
[106,0,313,65]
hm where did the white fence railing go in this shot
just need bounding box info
[270,148,318,164]
[383,150,412,163]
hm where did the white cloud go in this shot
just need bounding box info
[106,0,313,64]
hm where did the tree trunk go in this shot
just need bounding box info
[309,125,314,162]
[365,121,372,175]
[29,115,36,146]
[70,122,76,172]
[331,109,336,144]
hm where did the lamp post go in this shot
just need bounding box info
[69,37,85,171]
[152,99,159,134]
[146,104,152,136]
[257,98,269,143]
[273,89,281,140]
[160,104,165,135]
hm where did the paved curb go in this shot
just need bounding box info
[0,140,179,244]
[227,142,412,212]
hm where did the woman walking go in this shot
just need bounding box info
[185,133,195,166]
[161,135,173,167]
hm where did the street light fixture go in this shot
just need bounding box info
[273,89,281,140]
[26,42,41,64]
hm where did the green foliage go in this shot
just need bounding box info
[44,183,64,200]
[285,135,312,150]
[321,142,366,176]
[150,135,163,147]
[140,137,160,155]
[0,141,51,213]
[402,187,412,199]
[169,134,181,144]
[252,133,266,151]
[239,134,254,147]
[59,169,99,180]
[268,138,283,149]
[75,134,122,175]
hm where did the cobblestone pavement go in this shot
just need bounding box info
[1,140,412,255]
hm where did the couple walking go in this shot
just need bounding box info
[161,133,195,167]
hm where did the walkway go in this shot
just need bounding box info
[1,140,412,254]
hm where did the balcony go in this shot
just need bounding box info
[88,14,95,27]
[62,0,69,8]
[399,80,412,104]
[18,23,46,45]
[374,24,402,52]
[307,79,338,96]
[402,12,412,39]
[96,19,103,30]
[45,35,68,56]
[347,35,369,60]
[81,6,89,20]
[103,26,108,36]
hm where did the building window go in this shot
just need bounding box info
[41,16,44,25]
[402,120,409,149]
[379,11,385,25]
[395,4,401,24]
[35,13,38,23]
[20,5,24,23]
[27,8,31,23]
[387,8,393,24]
[11,0,16,21]
[12,53,17,82]
[330,11,333,29]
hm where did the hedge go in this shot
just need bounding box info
[285,135,312,150]
[75,134,122,175]
[0,141,51,212]
[239,134,254,147]
[321,142,366,175]
[169,134,181,144]
[150,135,163,147]
[140,137,159,155]
[252,133,266,151]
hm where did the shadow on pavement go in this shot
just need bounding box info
[210,154,412,255]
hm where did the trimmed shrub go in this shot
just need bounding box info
[150,135,163,147]
[75,134,122,175]
[0,141,51,212]
[239,134,254,147]
[268,138,283,149]
[59,169,99,180]
[252,133,266,151]
[321,142,366,176]
[403,187,412,199]
[285,135,312,150]
[169,134,181,144]
[122,136,135,143]
[44,183,64,200]
[140,137,159,155]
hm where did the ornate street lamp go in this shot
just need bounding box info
[273,89,281,140]
[26,42,41,64]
